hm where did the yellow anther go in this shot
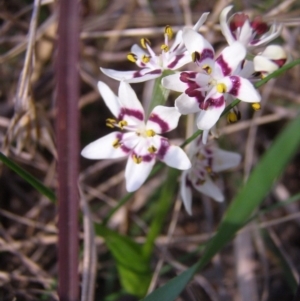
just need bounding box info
[196,179,206,185]
[141,38,151,49]
[191,51,200,62]
[161,44,169,52]
[164,25,173,39]
[148,146,157,154]
[112,139,121,148]
[202,65,212,75]
[205,166,212,174]
[106,118,116,128]
[252,103,261,111]
[118,120,128,129]
[133,154,142,164]
[146,129,156,137]
[216,83,227,93]
[142,55,151,64]
[197,153,205,161]
[127,53,137,63]
[227,111,239,124]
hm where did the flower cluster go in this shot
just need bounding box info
[82,6,286,212]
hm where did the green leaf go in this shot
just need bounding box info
[0,152,56,203]
[142,115,300,301]
[95,223,151,297]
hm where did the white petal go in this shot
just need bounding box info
[100,67,162,83]
[97,81,120,117]
[175,93,201,114]
[219,6,235,45]
[180,170,193,215]
[251,23,282,47]
[215,42,246,77]
[118,81,144,113]
[253,55,278,74]
[196,103,225,131]
[212,149,241,172]
[193,12,210,31]
[162,73,188,92]
[238,20,253,46]
[169,30,183,52]
[147,106,181,133]
[160,144,191,170]
[81,132,129,159]
[182,28,214,58]
[125,155,155,192]
[194,176,224,202]
[224,76,261,103]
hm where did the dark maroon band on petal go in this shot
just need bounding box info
[118,108,144,121]
[142,154,154,162]
[198,48,214,63]
[251,16,268,35]
[167,54,184,69]
[148,113,169,132]
[228,75,241,97]
[116,133,131,153]
[133,69,162,78]
[200,96,224,110]
[216,54,231,76]
[272,58,286,68]
[180,71,197,83]
[156,138,169,159]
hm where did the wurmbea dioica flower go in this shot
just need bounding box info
[180,137,241,215]
[253,45,287,77]
[81,81,191,192]
[220,6,282,49]
[100,13,209,83]
[162,28,261,143]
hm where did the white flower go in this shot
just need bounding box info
[253,45,287,77]
[162,28,261,143]
[81,81,191,192]
[220,6,282,48]
[180,137,241,215]
[100,13,209,83]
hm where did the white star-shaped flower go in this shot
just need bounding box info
[81,81,191,192]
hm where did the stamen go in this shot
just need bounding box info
[196,179,206,185]
[118,120,128,129]
[142,55,151,64]
[202,65,212,74]
[227,111,241,123]
[148,146,157,154]
[191,51,201,62]
[106,118,116,128]
[112,139,121,148]
[216,83,227,93]
[127,53,137,63]
[197,153,206,161]
[164,25,173,39]
[252,103,261,111]
[146,129,156,137]
[141,38,151,49]
[205,166,212,174]
[133,154,142,164]
[161,44,169,52]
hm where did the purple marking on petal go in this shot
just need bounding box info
[229,13,249,32]
[272,58,286,67]
[179,72,205,106]
[148,113,169,132]
[118,108,144,121]
[198,48,214,64]
[216,54,231,76]
[133,69,162,78]
[228,76,241,97]
[142,154,154,162]
[167,54,184,69]
[156,138,170,159]
[251,16,268,35]
[200,96,224,110]
[185,175,193,188]
[116,133,131,154]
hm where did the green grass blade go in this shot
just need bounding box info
[142,114,300,301]
[0,152,56,203]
